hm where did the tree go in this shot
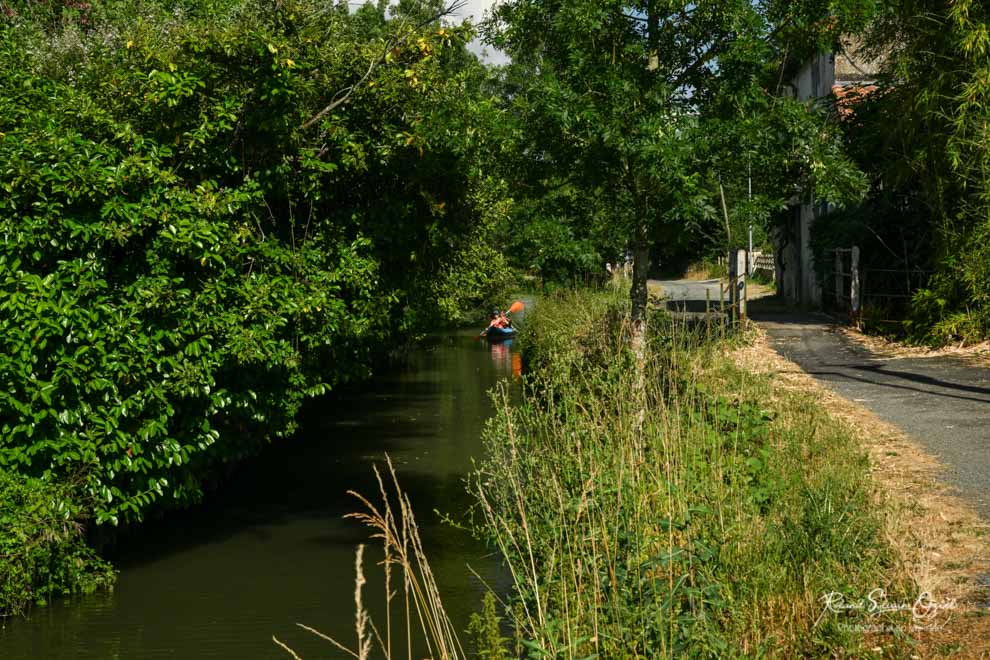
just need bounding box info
[828,0,990,343]
[485,0,872,349]
[0,0,512,524]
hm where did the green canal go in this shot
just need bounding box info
[0,330,519,659]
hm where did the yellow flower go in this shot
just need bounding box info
[284,58,295,67]
[126,39,134,49]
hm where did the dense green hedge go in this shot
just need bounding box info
[0,0,512,531]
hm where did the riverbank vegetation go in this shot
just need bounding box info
[471,288,913,656]
[0,0,512,613]
[1,0,978,628]
[0,470,114,617]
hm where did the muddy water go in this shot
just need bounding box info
[0,331,519,659]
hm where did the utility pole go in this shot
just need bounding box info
[747,160,753,276]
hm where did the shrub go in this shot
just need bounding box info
[0,469,115,617]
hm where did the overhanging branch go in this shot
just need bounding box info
[300,0,466,131]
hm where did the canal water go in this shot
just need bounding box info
[0,331,520,659]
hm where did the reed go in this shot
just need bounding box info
[274,455,464,660]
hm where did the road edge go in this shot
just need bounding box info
[734,323,990,656]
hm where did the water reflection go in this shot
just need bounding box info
[487,338,522,378]
[0,332,518,660]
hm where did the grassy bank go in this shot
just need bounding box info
[0,469,115,617]
[472,287,912,657]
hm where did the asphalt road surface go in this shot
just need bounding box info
[751,304,990,519]
[650,278,726,316]
[653,279,990,518]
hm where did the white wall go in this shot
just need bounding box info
[777,52,835,306]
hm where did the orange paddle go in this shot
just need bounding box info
[508,300,525,314]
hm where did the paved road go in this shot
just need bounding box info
[653,280,990,518]
[649,278,725,316]
[750,303,990,519]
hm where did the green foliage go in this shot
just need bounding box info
[825,0,990,344]
[514,284,628,381]
[467,591,510,660]
[0,0,514,529]
[484,0,870,302]
[0,468,115,616]
[505,197,610,286]
[473,289,910,657]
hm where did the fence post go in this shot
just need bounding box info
[737,249,747,320]
[727,250,737,323]
[834,250,843,309]
[728,249,747,321]
[851,246,861,314]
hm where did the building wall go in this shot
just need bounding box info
[777,53,835,306]
[774,206,801,301]
[776,43,880,307]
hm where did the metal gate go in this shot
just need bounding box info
[825,247,860,315]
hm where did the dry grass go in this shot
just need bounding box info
[683,262,719,280]
[838,326,990,367]
[273,455,464,660]
[733,324,990,657]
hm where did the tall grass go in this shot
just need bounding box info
[472,289,911,657]
[274,456,465,660]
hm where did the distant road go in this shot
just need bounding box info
[648,278,725,316]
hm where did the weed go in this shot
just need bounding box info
[0,469,115,617]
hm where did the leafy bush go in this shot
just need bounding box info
[0,468,115,616]
[0,26,388,523]
[0,1,514,526]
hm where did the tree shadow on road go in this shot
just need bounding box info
[747,296,990,405]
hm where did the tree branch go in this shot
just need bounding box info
[299,0,466,131]
[672,17,793,89]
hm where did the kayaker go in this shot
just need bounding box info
[489,309,509,329]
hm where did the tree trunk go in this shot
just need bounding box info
[629,224,650,434]
[633,0,658,359]
[629,224,649,360]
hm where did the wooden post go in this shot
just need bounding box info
[834,249,843,309]
[737,249,747,320]
[851,246,861,314]
[728,249,737,323]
